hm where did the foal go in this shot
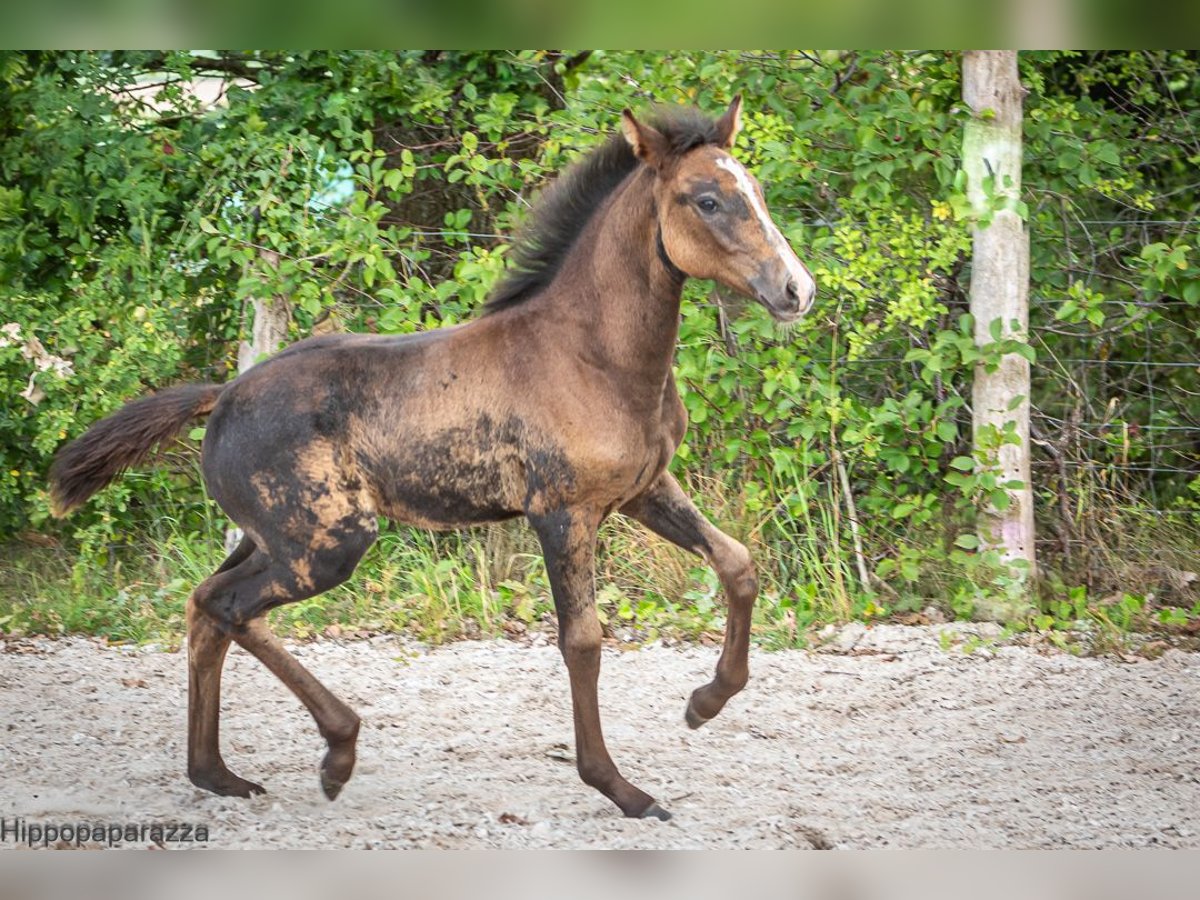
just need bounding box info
[50,97,815,820]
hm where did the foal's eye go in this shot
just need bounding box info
[696,197,719,214]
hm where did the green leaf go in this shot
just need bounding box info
[1092,141,1120,166]
[954,533,980,550]
[950,456,975,471]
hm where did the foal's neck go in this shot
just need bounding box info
[558,167,684,393]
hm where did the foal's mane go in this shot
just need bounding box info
[484,106,726,313]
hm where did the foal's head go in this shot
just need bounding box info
[622,97,816,323]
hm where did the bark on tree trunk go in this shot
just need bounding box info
[225,250,290,555]
[962,51,1037,619]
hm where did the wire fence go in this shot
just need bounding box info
[1027,218,1199,520]
[787,216,1200,522]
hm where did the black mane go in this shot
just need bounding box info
[484,106,725,313]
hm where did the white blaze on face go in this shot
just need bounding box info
[715,156,815,304]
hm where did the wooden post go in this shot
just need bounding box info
[236,272,291,376]
[225,249,290,555]
[962,51,1037,615]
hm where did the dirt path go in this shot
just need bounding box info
[2,624,1198,849]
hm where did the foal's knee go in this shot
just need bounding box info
[715,538,758,602]
[558,617,602,665]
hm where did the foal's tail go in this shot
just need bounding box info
[49,383,226,517]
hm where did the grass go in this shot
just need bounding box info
[0,543,190,645]
[2,478,1198,655]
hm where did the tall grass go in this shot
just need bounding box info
[2,472,1197,650]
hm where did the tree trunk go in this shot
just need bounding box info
[225,250,290,555]
[962,51,1037,618]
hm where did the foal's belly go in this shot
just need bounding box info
[354,405,676,529]
[372,465,524,531]
[358,415,531,530]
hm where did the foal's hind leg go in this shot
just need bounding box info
[621,472,758,727]
[187,536,267,797]
[231,618,363,799]
[190,521,376,799]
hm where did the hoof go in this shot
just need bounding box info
[319,745,355,801]
[189,767,266,798]
[638,802,672,822]
[320,769,346,801]
[685,697,711,730]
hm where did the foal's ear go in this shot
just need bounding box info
[622,109,671,170]
[714,94,743,149]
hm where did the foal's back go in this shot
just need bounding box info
[200,311,558,536]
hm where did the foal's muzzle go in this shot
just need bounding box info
[752,270,816,323]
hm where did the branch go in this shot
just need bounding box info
[830,52,860,95]
[126,51,276,84]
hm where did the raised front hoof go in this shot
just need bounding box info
[319,746,356,801]
[637,802,672,822]
[685,696,713,730]
[189,767,266,798]
[320,769,348,801]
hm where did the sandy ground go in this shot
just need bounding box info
[1,623,1198,850]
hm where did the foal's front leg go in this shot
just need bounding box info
[529,507,671,820]
[621,472,758,727]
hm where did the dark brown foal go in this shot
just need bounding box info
[49,96,815,820]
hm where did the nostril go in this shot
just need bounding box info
[785,279,799,301]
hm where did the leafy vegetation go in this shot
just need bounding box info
[1,51,1197,649]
